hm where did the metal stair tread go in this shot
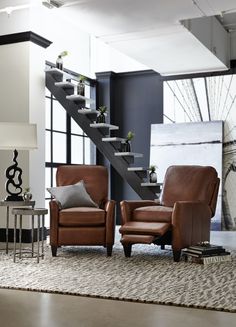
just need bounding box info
[90,123,119,130]
[78,109,99,115]
[45,68,72,80]
[55,81,75,88]
[66,94,95,104]
[128,167,147,171]
[141,182,162,186]
[102,137,126,142]
[114,152,143,158]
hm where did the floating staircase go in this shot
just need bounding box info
[45,68,161,200]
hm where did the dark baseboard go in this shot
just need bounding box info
[0,228,48,243]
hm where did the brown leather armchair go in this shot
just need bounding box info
[49,165,116,256]
[120,165,220,262]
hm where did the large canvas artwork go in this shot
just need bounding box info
[150,121,223,231]
[163,74,236,230]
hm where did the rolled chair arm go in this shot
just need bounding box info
[120,200,158,225]
[49,200,60,246]
[104,200,116,245]
[172,201,212,251]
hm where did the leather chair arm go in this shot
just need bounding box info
[104,200,116,245]
[49,200,60,246]
[120,200,158,225]
[172,201,212,251]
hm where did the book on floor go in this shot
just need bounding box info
[185,253,231,264]
[186,244,226,255]
[182,243,231,264]
[182,250,229,258]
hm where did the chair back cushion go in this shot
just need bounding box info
[56,165,108,207]
[160,165,219,210]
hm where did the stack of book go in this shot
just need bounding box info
[183,244,231,264]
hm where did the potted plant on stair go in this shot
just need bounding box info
[56,51,68,70]
[96,106,107,123]
[77,75,86,96]
[121,131,134,152]
[149,165,157,183]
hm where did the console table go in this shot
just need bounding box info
[12,208,48,263]
[0,200,35,254]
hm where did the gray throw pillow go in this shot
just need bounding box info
[47,180,98,209]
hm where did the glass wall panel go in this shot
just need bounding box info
[52,132,66,163]
[71,119,83,135]
[71,135,84,164]
[45,131,51,162]
[53,101,66,132]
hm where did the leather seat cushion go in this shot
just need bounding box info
[119,221,171,236]
[133,205,173,222]
[59,207,105,226]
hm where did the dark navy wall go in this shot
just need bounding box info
[96,70,163,222]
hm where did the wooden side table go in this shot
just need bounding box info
[11,208,48,263]
[0,200,35,254]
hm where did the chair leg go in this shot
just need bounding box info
[161,244,165,250]
[123,244,132,257]
[106,245,113,256]
[173,250,181,262]
[51,245,57,257]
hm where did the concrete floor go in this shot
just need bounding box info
[0,231,235,327]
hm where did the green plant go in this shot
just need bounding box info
[149,165,156,173]
[126,131,135,142]
[98,106,107,114]
[59,51,68,57]
[78,75,87,82]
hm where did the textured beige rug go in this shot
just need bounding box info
[0,242,235,313]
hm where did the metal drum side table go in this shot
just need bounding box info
[11,208,48,263]
[0,200,35,254]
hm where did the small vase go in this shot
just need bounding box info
[120,141,131,152]
[96,114,106,123]
[77,81,85,96]
[23,192,32,201]
[149,172,157,183]
[56,55,63,70]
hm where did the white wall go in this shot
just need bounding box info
[0,9,30,35]
[29,42,46,209]
[0,42,30,228]
[30,6,91,76]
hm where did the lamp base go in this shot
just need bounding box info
[5,195,24,202]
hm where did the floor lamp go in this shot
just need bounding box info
[0,122,37,201]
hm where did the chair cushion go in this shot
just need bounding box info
[47,181,97,209]
[59,207,105,226]
[119,221,171,236]
[133,205,173,222]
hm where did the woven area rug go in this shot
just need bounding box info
[0,241,235,313]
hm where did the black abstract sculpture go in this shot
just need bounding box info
[5,149,23,201]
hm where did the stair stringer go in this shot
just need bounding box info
[46,72,157,200]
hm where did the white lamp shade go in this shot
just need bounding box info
[0,122,37,150]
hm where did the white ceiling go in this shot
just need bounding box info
[57,0,236,75]
[2,0,236,75]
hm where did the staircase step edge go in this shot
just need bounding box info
[90,123,119,130]
[102,137,126,142]
[114,152,143,158]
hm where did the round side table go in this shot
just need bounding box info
[11,208,48,263]
[0,200,35,254]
